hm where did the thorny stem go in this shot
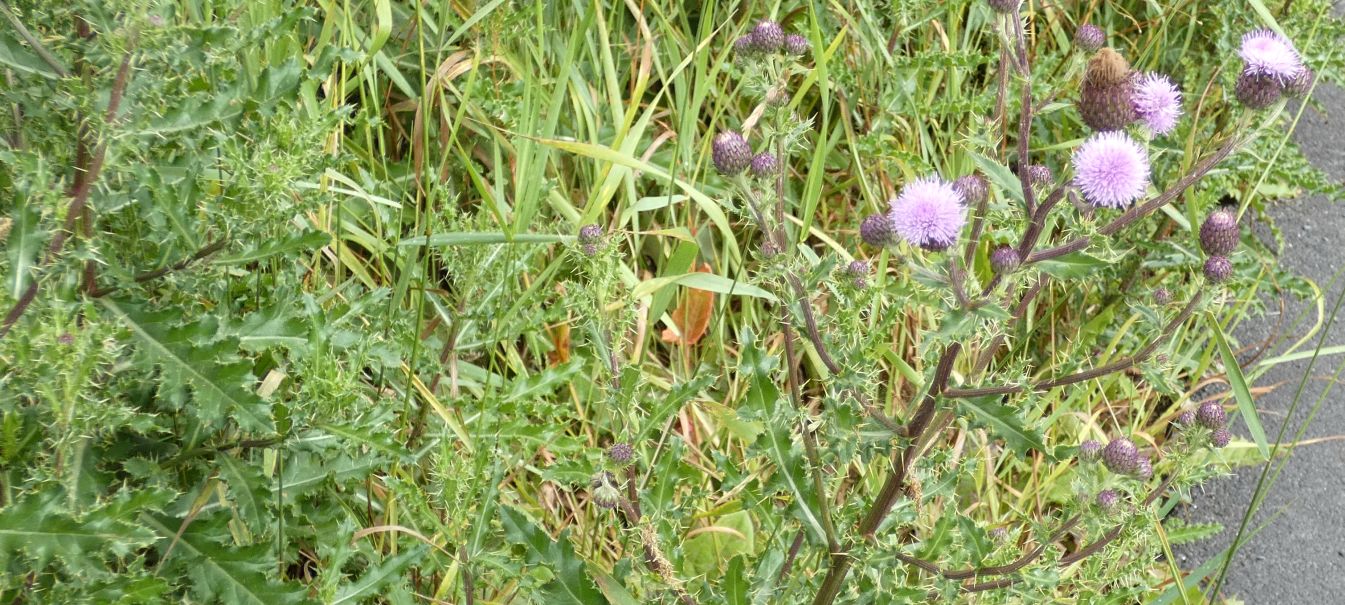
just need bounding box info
[617,466,696,605]
[1012,7,1036,217]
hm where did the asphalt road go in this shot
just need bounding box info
[1174,55,1345,604]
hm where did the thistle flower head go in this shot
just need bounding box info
[844,260,870,289]
[733,35,759,58]
[1204,255,1233,283]
[1239,29,1303,81]
[1235,70,1284,110]
[1210,427,1232,448]
[579,224,604,244]
[888,177,967,252]
[860,213,898,248]
[759,240,782,260]
[990,244,1021,275]
[1285,67,1315,98]
[1133,456,1153,480]
[1073,131,1150,208]
[1078,440,1104,463]
[749,152,778,178]
[608,442,634,466]
[1153,287,1172,305]
[1196,401,1227,429]
[1102,437,1139,474]
[986,0,1021,14]
[1075,24,1106,53]
[784,34,809,56]
[1079,49,1136,132]
[764,86,791,107]
[712,131,752,176]
[952,174,989,206]
[1199,209,1240,255]
[591,472,622,509]
[752,20,784,52]
[1026,164,1054,189]
[1176,410,1196,427]
[1133,72,1183,136]
[1095,489,1120,511]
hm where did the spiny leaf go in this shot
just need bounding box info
[0,493,157,569]
[331,545,428,604]
[142,514,310,605]
[499,506,607,604]
[956,397,1048,455]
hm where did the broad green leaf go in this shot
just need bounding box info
[725,556,749,605]
[0,494,156,569]
[214,230,329,265]
[588,565,639,605]
[0,29,61,78]
[6,200,41,298]
[399,232,572,247]
[332,545,428,604]
[1036,251,1110,279]
[633,271,777,302]
[956,397,1048,455]
[682,510,755,576]
[499,506,607,604]
[1209,314,1269,458]
[970,152,1023,203]
[142,515,308,605]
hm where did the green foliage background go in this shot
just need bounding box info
[0,0,1341,603]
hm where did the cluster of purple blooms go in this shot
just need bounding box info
[711,131,778,179]
[733,19,809,58]
[1175,401,1234,448]
[1198,208,1240,283]
[1235,29,1314,109]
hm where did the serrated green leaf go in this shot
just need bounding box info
[0,493,157,569]
[499,506,607,604]
[970,152,1023,203]
[214,230,330,265]
[956,397,1047,454]
[332,545,428,604]
[1036,251,1110,279]
[5,199,42,298]
[142,515,309,605]
[217,454,269,532]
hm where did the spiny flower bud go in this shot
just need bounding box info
[1175,410,1196,427]
[952,174,989,206]
[1075,24,1106,53]
[765,86,790,107]
[843,260,870,289]
[1078,440,1103,463]
[1026,164,1054,189]
[1133,456,1153,480]
[579,224,604,244]
[1153,287,1172,305]
[1095,489,1120,511]
[591,473,622,509]
[783,34,809,56]
[1235,70,1283,110]
[1102,437,1139,474]
[990,245,1021,275]
[1079,49,1137,132]
[752,20,784,53]
[1076,48,1129,132]
[759,240,782,260]
[712,131,752,176]
[749,152,778,178]
[1204,255,1233,284]
[986,0,1021,14]
[1196,401,1226,429]
[1285,68,1315,98]
[988,527,1009,542]
[733,35,759,58]
[1199,209,1239,255]
[608,442,634,466]
[1210,427,1232,448]
[860,213,898,248]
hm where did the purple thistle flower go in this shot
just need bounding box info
[1176,410,1196,427]
[1285,67,1315,98]
[1199,209,1240,256]
[1204,255,1233,283]
[1075,24,1106,53]
[1102,437,1139,474]
[1095,489,1120,511]
[1073,131,1150,209]
[1079,49,1136,132]
[1133,456,1153,480]
[1026,164,1054,189]
[733,35,759,58]
[990,244,1021,275]
[608,442,634,466]
[952,174,989,206]
[1133,72,1183,136]
[784,34,809,56]
[888,177,967,252]
[1240,29,1303,81]
[986,0,1021,14]
[844,260,870,289]
[1210,427,1232,448]
[749,152,778,178]
[752,20,784,53]
[1235,70,1284,110]
[712,131,752,176]
[1153,287,1172,305]
[1196,401,1227,429]
[860,213,898,248]
[1078,440,1104,463]
[579,224,604,244]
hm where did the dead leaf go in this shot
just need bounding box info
[661,263,714,345]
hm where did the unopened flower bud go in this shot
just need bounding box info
[986,0,1021,14]
[1175,410,1196,427]
[712,131,752,176]
[765,86,791,107]
[860,213,898,248]
[759,240,782,260]
[1095,489,1120,511]
[1285,68,1315,98]
[990,244,1021,275]
[844,260,870,289]
[733,35,759,59]
[1078,440,1103,463]
[1153,287,1172,305]
[783,34,809,56]
[1079,49,1137,132]
[1075,24,1106,53]
[1199,209,1239,255]
[1196,401,1226,429]
[1235,70,1284,110]
[1026,164,1054,189]
[608,442,634,466]
[1210,427,1232,448]
[579,224,603,244]
[1203,255,1233,283]
[749,152,778,178]
[752,20,784,53]
[1133,456,1153,480]
[952,174,989,206]
[1102,437,1139,474]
